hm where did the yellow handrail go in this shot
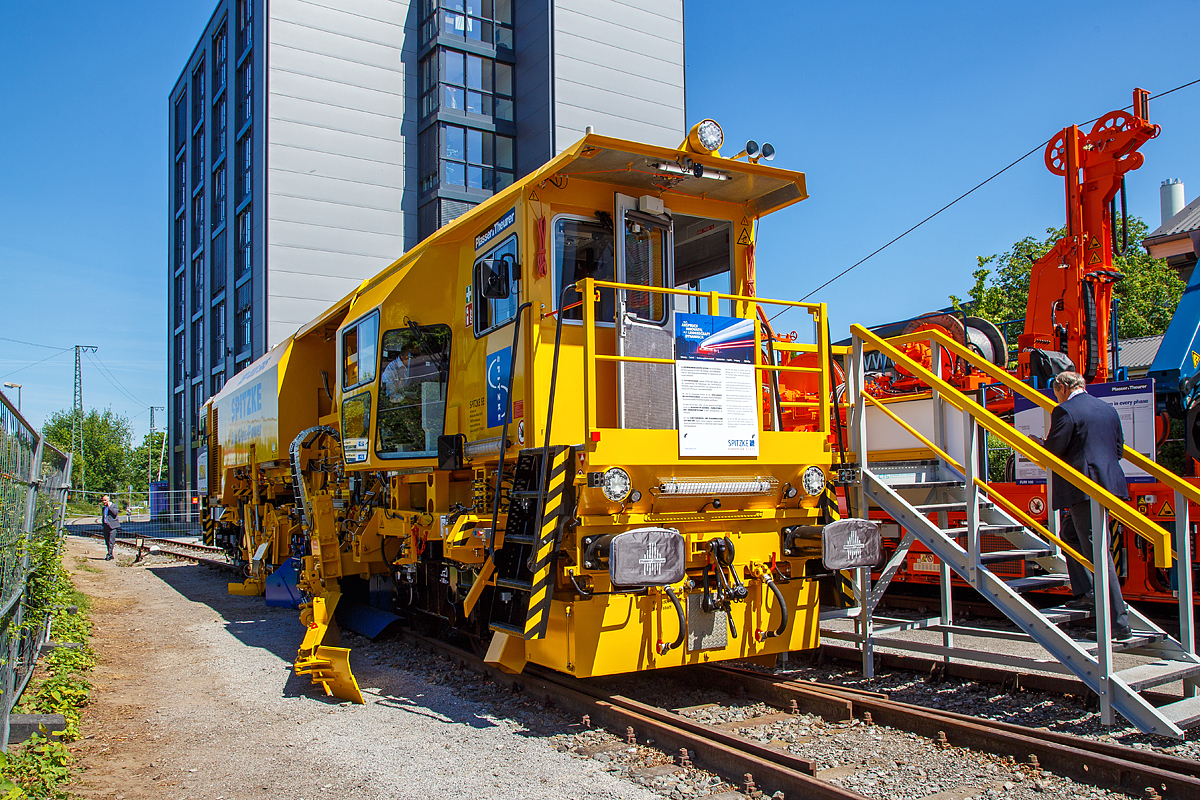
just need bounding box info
[854,324,1173,568]
[862,393,1093,570]
[889,326,1200,515]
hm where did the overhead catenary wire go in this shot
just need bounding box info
[84,350,145,408]
[770,77,1200,321]
[0,335,66,350]
[0,348,72,380]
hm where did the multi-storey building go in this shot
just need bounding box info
[167,0,686,493]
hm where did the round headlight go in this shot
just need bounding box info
[801,466,827,497]
[601,467,632,503]
[696,119,723,152]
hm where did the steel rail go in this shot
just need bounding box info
[706,664,1200,797]
[400,632,866,800]
[73,532,237,571]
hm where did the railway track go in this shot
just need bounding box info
[402,632,1196,800]
[74,531,237,571]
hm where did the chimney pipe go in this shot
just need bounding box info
[1161,178,1185,226]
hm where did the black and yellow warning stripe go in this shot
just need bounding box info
[820,484,857,608]
[524,447,571,640]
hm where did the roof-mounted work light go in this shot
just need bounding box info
[681,119,723,156]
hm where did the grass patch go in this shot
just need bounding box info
[1,545,95,799]
[68,559,97,576]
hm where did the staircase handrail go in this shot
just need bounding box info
[854,324,1172,567]
[888,326,1200,520]
[861,391,1094,570]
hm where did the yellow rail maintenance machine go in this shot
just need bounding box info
[201,121,837,702]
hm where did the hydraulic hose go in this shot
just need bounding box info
[658,586,686,654]
[758,574,789,641]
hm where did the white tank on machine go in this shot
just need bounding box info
[1161,178,1185,226]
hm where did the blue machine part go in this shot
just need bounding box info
[335,601,401,640]
[265,557,301,609]
[1147,270,1200,410]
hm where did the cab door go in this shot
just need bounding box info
[614,193,675,429]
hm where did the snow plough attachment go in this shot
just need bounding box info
[294,592,363,704]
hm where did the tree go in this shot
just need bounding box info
[41,408,135,495]
[952,216,1184,340]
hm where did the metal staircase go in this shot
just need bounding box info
[829,324,1200,738]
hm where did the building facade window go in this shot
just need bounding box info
[237,0,253,55]
[192,254,205,312]
[212,300,226,366]
[440,124,513,191]
[191,317,205,374]
[174,273,186,329]
[235,208,252,279]
[213,24,227,96]
[212,229,227,295]
[235,279,252,354]
[237,53,253,129]
[418,127,438,194]
[191,191,205,249]
[174,333,185,386]
[212,165,226,231]
[439,49,513,121]
[174,395,185,443]
[174,215,187,273]
[421,0,513,49]
[213,99,227,162]
[211,373,225,395]
[174,157,187,212]
[191,59,205,125]
[174,92,188,153]
[237,130,252,202]
[192,383,205,436]
[192,126,205,187]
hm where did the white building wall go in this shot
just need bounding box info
[552,0,684,153]
[266,0,419,347]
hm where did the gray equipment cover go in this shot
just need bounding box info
[609,527,686,587]
[822,518,883,570]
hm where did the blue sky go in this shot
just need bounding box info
[3,0,1199,441]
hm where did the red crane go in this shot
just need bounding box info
[1018,89,1159,384]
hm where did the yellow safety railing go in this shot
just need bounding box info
[576,276,832,437]
[890,327,1200,517]
[861,391,1094,571]
[854,323,1174,568]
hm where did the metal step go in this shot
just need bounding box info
[1040,605,1094,625]
[488,621,526,638]
[916,501,994,513]
[495,577,532,592]
[508,490,544,500]
[1116,660,1200,692]
[502,533,535,546]
[1085,631,1167,655]
[880,481,964,491]
[979,549,1053,565]
[942,524,1026,537]
[1004,574,1070,592]
[1160,695,1200,728]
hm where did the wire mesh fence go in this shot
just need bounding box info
[0,391,71,750]
[62,488,203,540]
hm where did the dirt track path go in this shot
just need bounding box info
[64,536,652,800]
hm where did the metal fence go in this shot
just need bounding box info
[0,391,71,750]
[63,488,202,541]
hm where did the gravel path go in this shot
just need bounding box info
[65,536,655,800]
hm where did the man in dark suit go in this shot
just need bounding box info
[1041,371,1131,640]
[100,494,120,561]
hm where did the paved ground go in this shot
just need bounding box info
[63,536,654,800]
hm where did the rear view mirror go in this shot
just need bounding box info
[478,255,513,300]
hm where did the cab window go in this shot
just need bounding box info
[473,235,519,336]
[342,311,379,390]
[341,391,372,463]
[554,216,614,322]
[376,324,452,458]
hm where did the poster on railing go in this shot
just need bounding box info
[1013,378,1155,484]
[675,314,758,456]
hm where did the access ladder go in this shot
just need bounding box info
[827,324,1200,738]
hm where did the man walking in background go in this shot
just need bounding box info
[100,494,120,561]
[1042,371,1132,641]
